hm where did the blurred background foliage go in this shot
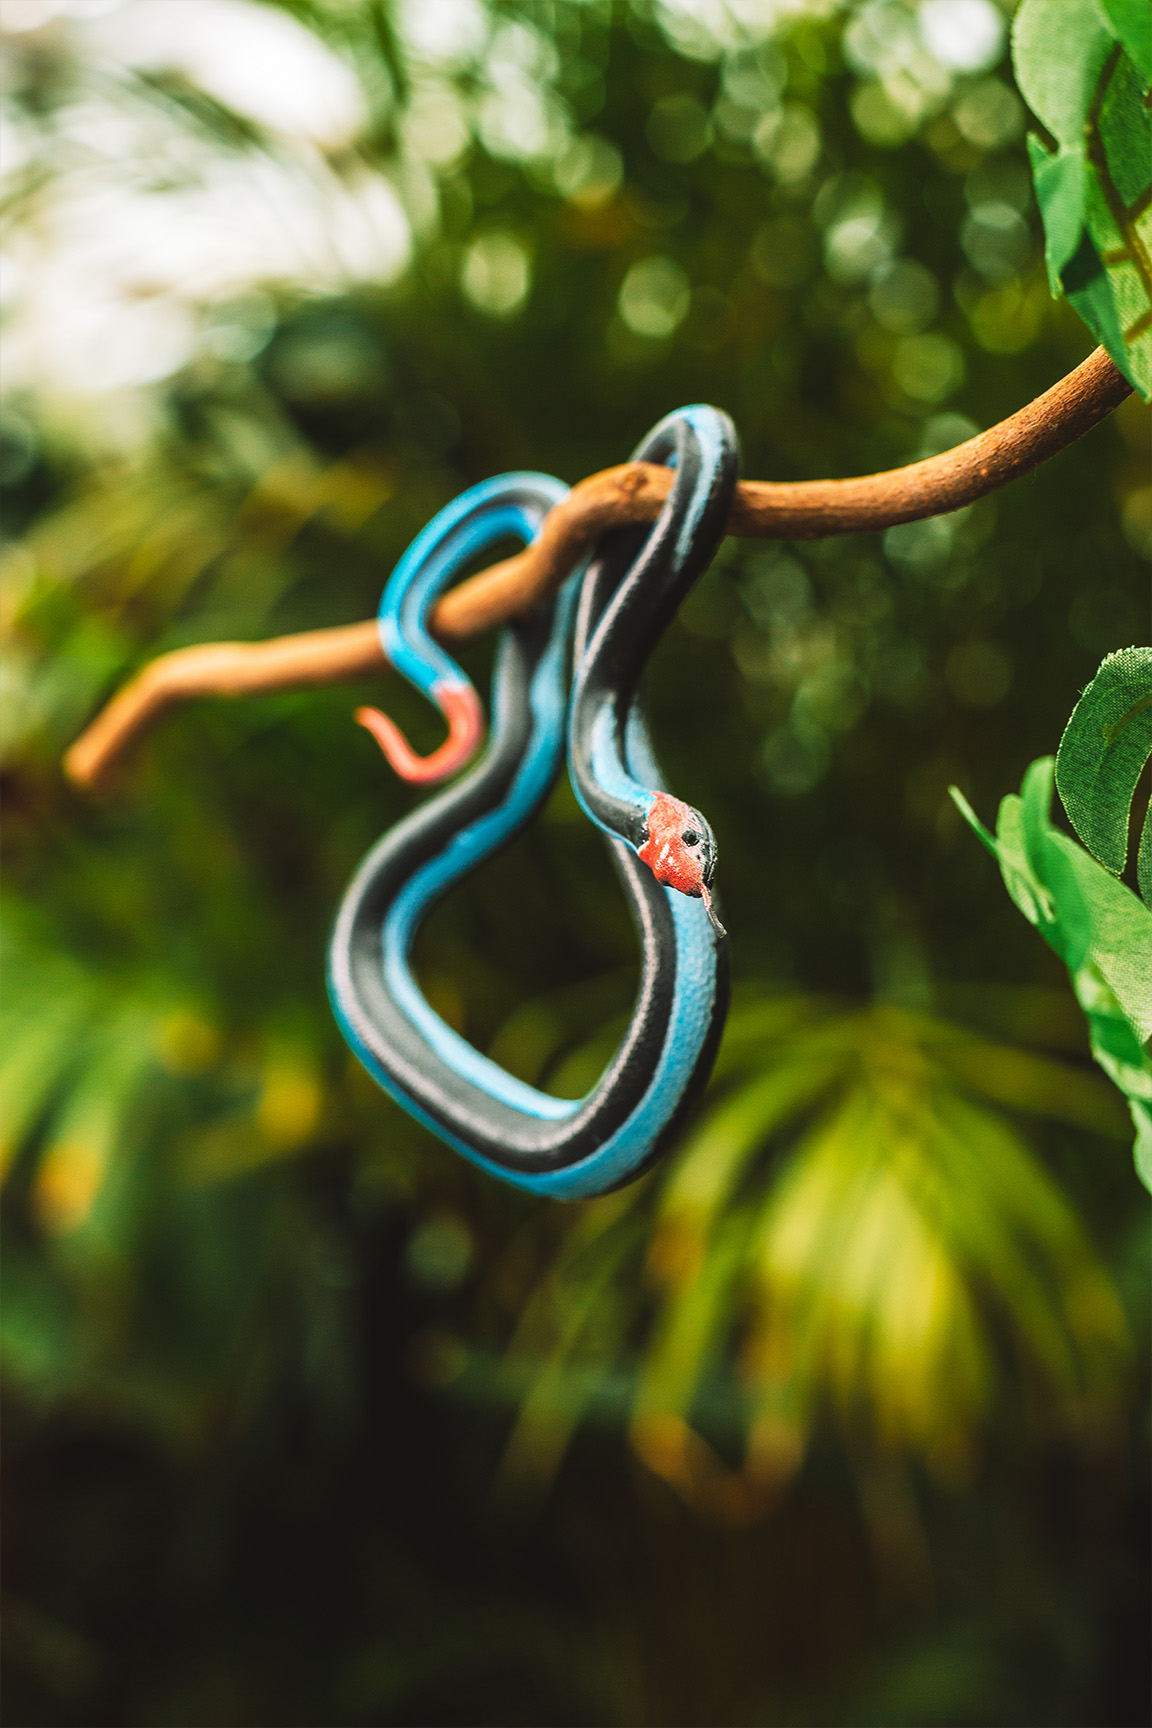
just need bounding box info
[0,0,1148,1723]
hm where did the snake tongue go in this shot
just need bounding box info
[699,882,727,941]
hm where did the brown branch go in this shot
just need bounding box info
[64,346,1131,791]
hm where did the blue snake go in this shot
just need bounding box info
[328,406,739,1198]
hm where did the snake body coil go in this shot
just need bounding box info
[328,406,739,1198]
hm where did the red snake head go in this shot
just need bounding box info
[636,791,726,938]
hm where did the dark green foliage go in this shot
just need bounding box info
[1014,0,1152,396]
[1057,646,1152,895]
[954,649,1152,1188]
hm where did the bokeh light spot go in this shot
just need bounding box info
[892,332,965,401]
[952,77,1023,149]
[617,255,691,338]
[461,231,532,317]
[919,0,1004,73]
[553,134,623,207]
[961,202,1032,283]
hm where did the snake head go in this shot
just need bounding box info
[637,791,726,939]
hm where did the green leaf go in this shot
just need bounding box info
[655,1052,844,1228]
[1082,46,1152,397]
[1132,1100,1152,1188]
[1000,765,1067,937]
[1013,755,1152,1040]
[1018,756,1061,887]
[959,755,1152,1190]
[1014,0,1152,398]
[32,1019,158,1240]
[948,786,998,857]
[973,788,1054,931]
[1055,646,1152,885]
[1098,0,1152,84]
[1012,0,1115,150]
[1063,229,1136,377]
[633,1211,749,1428]
[0,1005,92,1180]
[1043,829,1152,1041]
[1027,137,1089,289]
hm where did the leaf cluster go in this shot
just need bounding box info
[1014,0,1152,396]
[490,995,1130,1516]
[953,647,1152,1187]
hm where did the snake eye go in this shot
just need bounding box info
[681,829,700,847]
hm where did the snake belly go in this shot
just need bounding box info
[328,407,739,1198]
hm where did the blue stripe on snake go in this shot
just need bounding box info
[327,406,739,1198]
